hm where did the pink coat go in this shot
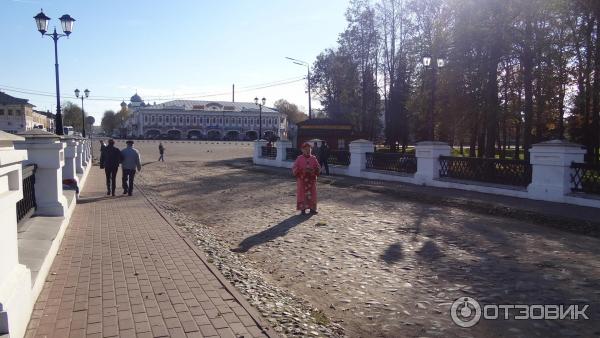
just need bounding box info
[292,154,321,210]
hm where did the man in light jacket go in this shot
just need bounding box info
[120,140,142,196]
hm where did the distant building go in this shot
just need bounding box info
[0,92,55,133]
[295,118,360,150]
[121,93,287,140]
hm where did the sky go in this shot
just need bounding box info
[0,0,349,124]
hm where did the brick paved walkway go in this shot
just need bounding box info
[25,168,272,338]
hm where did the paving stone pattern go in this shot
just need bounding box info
[25,167,271,338]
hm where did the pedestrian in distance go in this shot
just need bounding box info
[99,139,121,196]
[318,141,330,175]
[99,139,106,153]
[292,142,321,215]
[120,140,142,196]
[158,142,165,162]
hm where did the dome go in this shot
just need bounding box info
[130,93,142,103]
[120,100,127,107]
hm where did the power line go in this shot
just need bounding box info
[0,76,306,103]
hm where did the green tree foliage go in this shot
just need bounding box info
[311,0,600,162]
[100,110,118,135]
[273,99,308,124]
[61,101,86,133]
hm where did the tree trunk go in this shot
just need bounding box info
[522,19,534,161]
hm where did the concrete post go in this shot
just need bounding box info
[414,141,452,185]
[253,140,267,164]
[15,130,68,216]
[0,131,32,338]
[78,138,88,168]
[61,137,80,181]
[85,139,92,162]
[349,139,374,177]
[76,140,85,173]
[275,140,292,164]
[528,140,587,202]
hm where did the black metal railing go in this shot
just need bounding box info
[366,152,417,174]
[17,164,37,223]
[571,162,600,195]
[328,150,351,166]
[261,146,277,159]
[439,156,532,187]
[286,148,302,161]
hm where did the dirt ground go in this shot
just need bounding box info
[99,140,600,337]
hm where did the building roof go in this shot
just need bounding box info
[142,100,279,113]
[130,93,143,103]
[33,109,55,118]
[0,91,34,106]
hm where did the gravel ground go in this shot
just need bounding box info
[100,140,600,338]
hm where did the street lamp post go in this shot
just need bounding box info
[422,56,445,141]
[254,97,266,140]
[74,88,89,137]
[286,57,312,119]
[34,9,75,136]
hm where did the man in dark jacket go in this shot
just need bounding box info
[318,141,330,175]
[99,139,121,196]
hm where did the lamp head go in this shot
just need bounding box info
[74,88,80,98]
[59,14,75,36]
[34,9,50,35]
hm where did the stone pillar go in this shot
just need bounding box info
[15,130,68,216]
[528,140,586,202]
[349,139,374,177]
[275,140,292,164]
[61,137,80,180]
[0,132,32,338]
[253,140,267,163]
[414,141,452,185]
[85,139,92,162]
[78,138,87,167]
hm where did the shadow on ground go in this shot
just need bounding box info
[231,214,313,253]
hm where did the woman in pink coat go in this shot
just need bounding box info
[292,142,321,214]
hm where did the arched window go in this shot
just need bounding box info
[144,115,148,123]
[180,116,184,123]
[159,116,163,123]
[186,116,190,124]
[238,118,242,124]
[151,115,155,123]
[193,116,196,124]
[244,118,247,125]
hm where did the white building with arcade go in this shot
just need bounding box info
[122,94,287,140]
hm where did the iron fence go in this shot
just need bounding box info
[439,156,532,187]
[571,162,600,195]
[17,164,37,223]
[286,148,302,161]
[366,152,417,174]
[328,150,351,166]
[261,146,277,159]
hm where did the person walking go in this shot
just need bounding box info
[121,140,142,196]
[158,142,165,162]
[318,141,330,175]
[292,142,321,215]
[99,139,121,196]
